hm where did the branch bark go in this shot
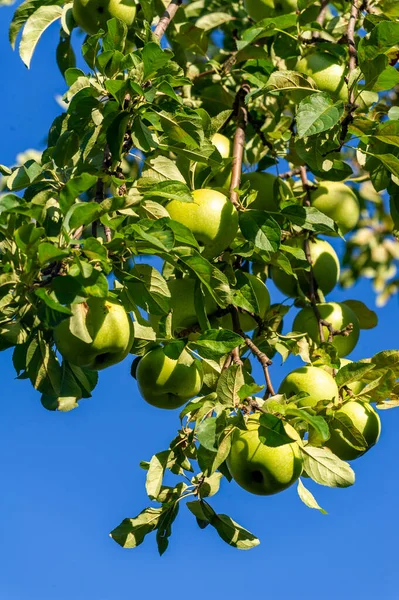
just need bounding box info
[153,0,182,40]
[229,83,250,209]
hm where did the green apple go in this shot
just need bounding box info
[136,345,203,409]
[293,302,360,357]
[210,133,232,188]
[212,133,231,159]
[245,0,297,21]
[242,172,291,212]
[227,413,303,495]
[54,297,134,370]
[325,401,381,460]
[296,52,347,101]
[150,278,217,334]
[73,0,136,36]
[279,365,339,408]
[311,181,360,234]
[271,237,340,297]
[166,189,239,259]
[218,272,270,332]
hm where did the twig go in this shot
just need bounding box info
[279,167,301,180]
[320,320,354,342]
[229,83,250,209]
[347,0,359,103]
[153,0,182,39]
[299,167,325,343]
[316,0,329,26]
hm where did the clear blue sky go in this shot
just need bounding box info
[1,10,399,600]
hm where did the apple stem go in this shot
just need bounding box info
[229,83,250,209]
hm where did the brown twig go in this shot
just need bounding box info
[153,0,182,39]
[229,83,250,209]
[279,167,301,180]
[347,0,359,105]
[316,0,330,25]
[299,167,325,343]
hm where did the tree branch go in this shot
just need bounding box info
[153,0,182,40]
[299,166,325,343]
[229,83,250,209]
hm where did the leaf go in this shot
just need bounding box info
[26,337,62,396]
[19,5,63,68]
[141,180,193,203]
[59,173,97,214]
[258,413,296,446]
[201,502,260,550]
[297,479,327,514]
[146,451,171,500]
[119,264,171,316]
[142,43,173,80]
[192,472,223,498]
[191,329,243,360]
[142,155,185,183]
[107,111,131,162]
[196,418,218,452]
[110,507,163,549]
[342,300,378,329]
[239,210,281,253]
[216,364,245,407]
[296,93,345,139]
[281,205,337,234]
[301,445,355,488]
[264,70,318,93]
[372,153,399,178]
[335,362,376,389]
[285,407,330,442]
[156,503,179,556]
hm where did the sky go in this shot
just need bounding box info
[1,8,399,600]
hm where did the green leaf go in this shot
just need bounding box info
[53,130,79,167]
[264,70,318,94]
[142,42,173,80]
[119,264,171,316]
[281,205,337,234]
[342,300,378,329]
[146,451,171,500]
[301,445,355,488]
[59,173,97,214]
[110,507,163,548]
[141,180,193,203]
[296,93,345,139]
[285,407,330,442]
[297,478,327,514]
[372,153,399,178]
[107,111,131,162]
[216,364,245,407]
[56,32,76,78]
[26,337,62,396]
[19,5,63,68]
[239,210,281,253]
[258,413,295,446]
[335,362,376,389]
[191,329,243,360]
[200,501,260,550]
[197,418,218,452]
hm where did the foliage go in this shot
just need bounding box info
[1,0,399,554]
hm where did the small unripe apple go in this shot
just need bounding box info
[279,365,339,408]
[293,302,360,357]
[218,272,271,332]
[73,0,136,36]
[296,52,347,101]
[271,237,340,297]
[227,413,303,495]
[210,133,232,188]
[54,297,134,370]
[311,181,360,234]
[325,401,381,460]
[166,189,239,259]
[136,345,203,409]
[242,172,291,212]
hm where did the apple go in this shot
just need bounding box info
[73,0,137,36]
[245,0,297,21]
[218,272,270,332]
[293,302,360,357]
[166,189,239,259]
[271,237,340,297]
[227,413,303,495]
[242,172,291,212]
[136,345,203,409]
[296,52,347,101]
[210,133,232,188]
[278,365,339,408]
[212,133,231,159]
[311,181,360,234]
[325,401,381,460]
[54,297,134,370]
[150,278,217,334]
